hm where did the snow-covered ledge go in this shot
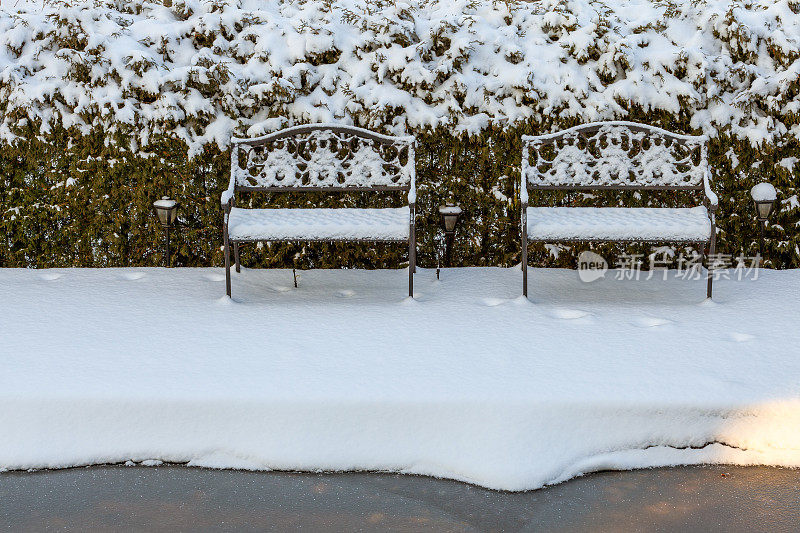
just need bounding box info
[2,268,800,490]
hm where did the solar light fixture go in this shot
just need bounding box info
[439,204,462,235]
[750,182,776,222]
[750,183,776,257]
[437,204,463,278]
[153,196,179,267]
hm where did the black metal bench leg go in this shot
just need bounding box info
[409,242,415,298]
[706,231,716,299]
[522,205,528,297]
[409,218,415,298]
[224,232,231,298]
[234,242,240,273]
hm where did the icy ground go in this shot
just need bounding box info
[1,267,799,491]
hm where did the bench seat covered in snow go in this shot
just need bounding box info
[526,206,711,242]
[521,121,718,298]
[227,207,411,242]
[221,124,416,298]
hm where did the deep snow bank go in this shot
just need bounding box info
[1,267,799,490]
[1,0,799,153]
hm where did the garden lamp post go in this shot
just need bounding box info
[750,183,776,258]
[153,196,179,267]
[437,204,462,278]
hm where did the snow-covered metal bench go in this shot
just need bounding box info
[222,124,416,297]
[521,121,718,298]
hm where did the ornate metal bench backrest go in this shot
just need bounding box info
[522,122,707,195]
[231,124,416,195]
[517,121,718,299]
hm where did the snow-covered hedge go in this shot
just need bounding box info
[0,0,798,268]
[2,0,800,150]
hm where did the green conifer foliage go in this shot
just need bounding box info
[0,1,797,270]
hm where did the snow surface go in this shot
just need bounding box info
[1,267,799,490]
[0,0,42,11]
[231,123,415,145]
[439,205,463,215]
[751,182,777,202]
[153,197,177,209]
[527,207,711,242]
[227,207,410,241]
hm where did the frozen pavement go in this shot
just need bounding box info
[1,267,799,490]
[2,465,799,532]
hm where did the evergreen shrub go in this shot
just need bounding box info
[1,0,797,269]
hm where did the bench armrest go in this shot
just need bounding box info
[407,141,417,205]
[221,184,235,206]
[222,143,238,207]
[520,142,530,205]
[703,169,718,213]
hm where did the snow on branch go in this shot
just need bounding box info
[0,0,799,155]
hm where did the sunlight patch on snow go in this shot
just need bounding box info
[728,332,755,342]
[269,285,293,293]
[632,316,673,328]
[547,308,592,320]
[336,289,356,298]
[118,271,146,281]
